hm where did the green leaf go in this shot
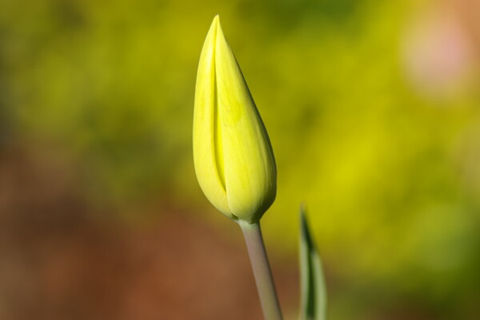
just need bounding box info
[299,205,327,320]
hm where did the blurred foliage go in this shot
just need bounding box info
[1,0,480,319]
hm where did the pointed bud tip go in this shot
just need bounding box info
[212,14,221,27]
[207,15,222,38]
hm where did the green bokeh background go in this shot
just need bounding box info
[1,0,480,319]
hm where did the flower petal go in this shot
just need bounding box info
[193,16,231,218]
[214,18,277,223]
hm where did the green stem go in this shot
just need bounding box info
[239,221,283,320]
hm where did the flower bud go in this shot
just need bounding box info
[193,15,276,224]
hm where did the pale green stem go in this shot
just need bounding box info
[239,221,283,320]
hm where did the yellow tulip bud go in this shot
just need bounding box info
[193,15,276,224]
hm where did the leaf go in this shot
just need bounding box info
[299,205,327,320]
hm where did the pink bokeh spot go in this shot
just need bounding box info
[402,7,475,98]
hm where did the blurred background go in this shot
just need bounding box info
[1,0,480,319]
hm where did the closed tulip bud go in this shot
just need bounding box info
[193,15,276,224]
